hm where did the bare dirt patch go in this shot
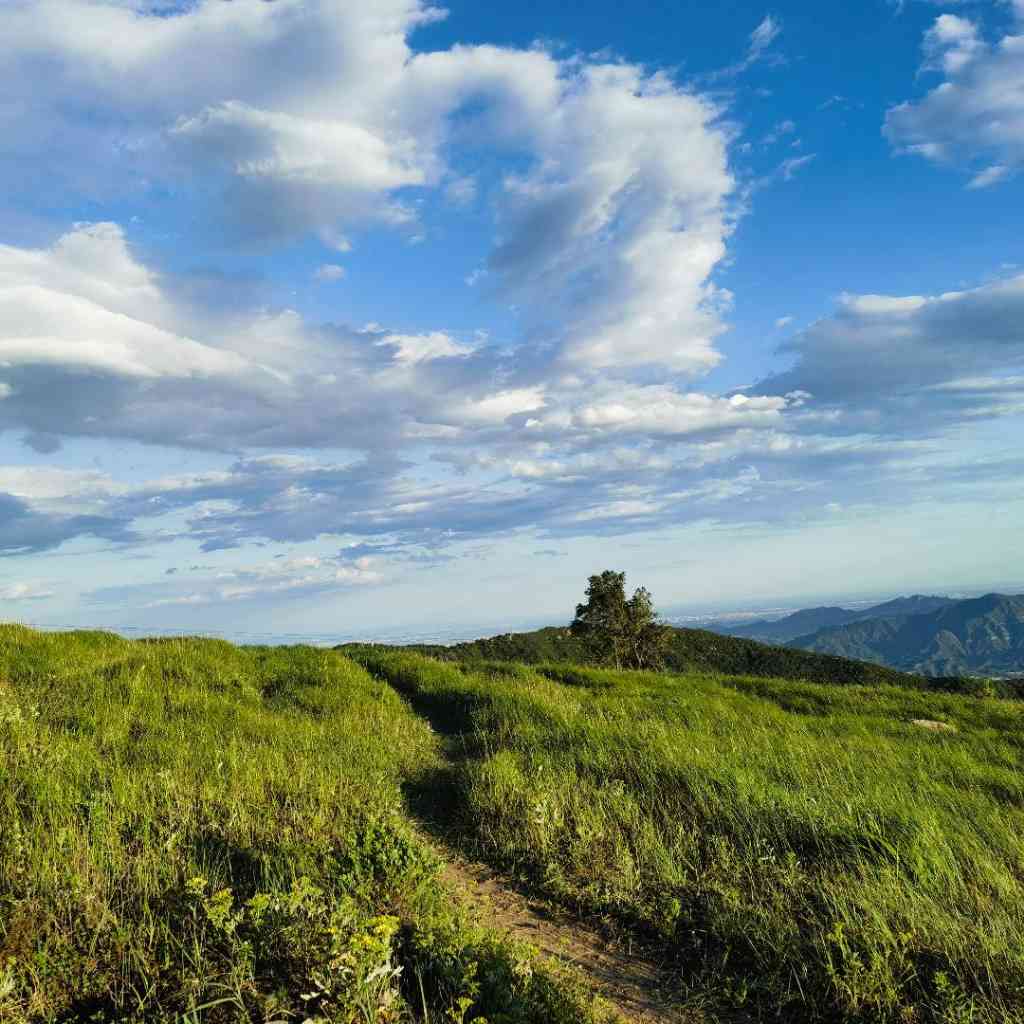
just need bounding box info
[435,847,703,1023]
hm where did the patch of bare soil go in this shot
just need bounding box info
[434,847,703,1023]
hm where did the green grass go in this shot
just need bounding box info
[0,625,617,1024]
[353,650,1024,1023]
[6,623,1023,1023]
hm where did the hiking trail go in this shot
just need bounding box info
[378,675,714,1024]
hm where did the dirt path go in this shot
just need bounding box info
[430,840,700,1023]
[372,672,718,1023]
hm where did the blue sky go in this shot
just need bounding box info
[0,0,1022,640]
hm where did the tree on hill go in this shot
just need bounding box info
[570,570,671,669]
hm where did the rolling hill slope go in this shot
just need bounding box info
[5,624,1024,1022]
[349,623,926,688]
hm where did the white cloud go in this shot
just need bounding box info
[1,2,1020,581]
[0,1,736,375]
[780,154,817,181]
[0,581,55,601]
[0,466,118,515]
[0,223,533,452]
[885,8,1024,184]
[450,387,548,425]
[412,56,734,373]
[711,15,783,79]
[376,331,474,364]
[759,273,1024,430]
[775,315,794,329]
[922,14,984,75]
[527,386,790,438]
[967,163,1012,189]
[314,264,346,282]
[444,175,478,207]
[0,223,261,381]
[5,217,1018,566]
[763,119,796,145]
[171,101,425,191]
[130,554,383,608]
[749,15,782,57]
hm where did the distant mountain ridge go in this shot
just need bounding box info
[790,593,1024,678]
[706,594,956,644]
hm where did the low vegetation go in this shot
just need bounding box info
[5,592,1024,1023]
[382,624,929,689]
[0,625,616,1023]
[352,648,1024,1023]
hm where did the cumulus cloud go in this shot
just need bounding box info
[885,7,1024,185]
[376,331,474,365]
[759,274,1024,433]
[2,219,1020,566]
[475,60,734,372]
[525,387,790,439]
[0,0,735,375]
[0,223,540,452]
[0,1,1020,591]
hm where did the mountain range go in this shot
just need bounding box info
[708,593,1024,678]
[705,595,957,644]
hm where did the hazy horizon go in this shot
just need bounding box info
[14,577,1023,648]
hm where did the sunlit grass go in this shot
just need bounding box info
[355,650,1024,1023]
[0,626,617,1023]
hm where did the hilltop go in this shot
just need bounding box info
[359,622,928,688]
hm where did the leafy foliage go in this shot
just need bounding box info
[569,571,670,670]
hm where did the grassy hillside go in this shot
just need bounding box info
[371,623,928,688]
[353,649,1024,1023]
[0,625,615,1024]
[5,624,1024,1022]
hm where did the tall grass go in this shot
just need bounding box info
[0,626,616,1023]
[355,651,1024,1023]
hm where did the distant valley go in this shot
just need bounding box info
[707,593,1024,678]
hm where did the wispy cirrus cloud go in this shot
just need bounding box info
[706,14,784,81]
